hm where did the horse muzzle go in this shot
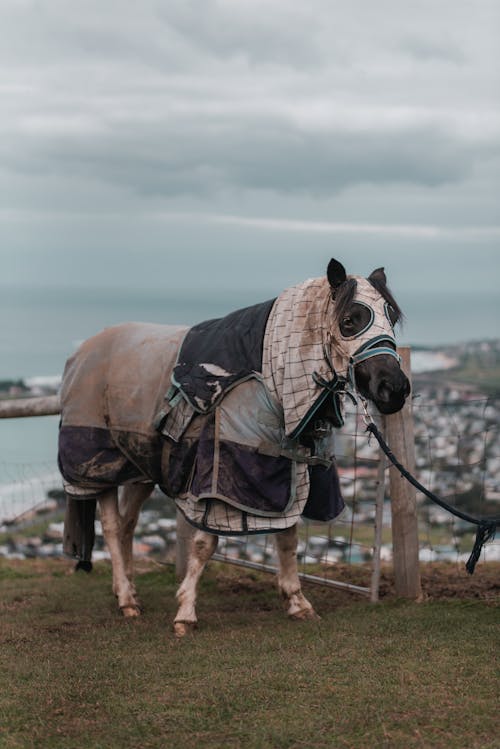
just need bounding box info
[354,354,411,415]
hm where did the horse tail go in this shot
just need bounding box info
[63,496,96,573]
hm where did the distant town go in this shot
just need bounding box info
[1,339,499,565]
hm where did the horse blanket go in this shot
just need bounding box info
[58,278,345,549]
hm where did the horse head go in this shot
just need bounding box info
[327,258,410,415]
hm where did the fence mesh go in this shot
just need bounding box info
[1,392,499,578]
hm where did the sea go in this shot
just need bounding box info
[0,284,498,522]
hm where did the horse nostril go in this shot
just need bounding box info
[377,379,393,402]
[378,375,409,403]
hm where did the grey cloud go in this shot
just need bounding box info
[162,0,322,67]
[4,118,487,201]
[1,0,499,241]
[0,2,193,73]
[400,35,467,64]
[218,127,474,194]
[0,1,322,73]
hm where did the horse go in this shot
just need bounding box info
[58,258,410,636]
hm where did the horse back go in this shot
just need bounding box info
[60,322,187,436]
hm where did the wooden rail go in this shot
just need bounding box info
[0,395,61,418]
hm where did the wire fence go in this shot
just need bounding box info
[411,387,499,564]
[210,391,500,587]
[211,403,384,595]
[1,392,499,578]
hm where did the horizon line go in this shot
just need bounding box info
[206,213,500,240]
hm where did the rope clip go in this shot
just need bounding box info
[360,398,373,428]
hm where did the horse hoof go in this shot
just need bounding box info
[290,608,321,621]
[120,604,141,618]
[75,560,93,573]
[173,621,197,638]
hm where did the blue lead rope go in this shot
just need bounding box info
[310,334,497,574]
[366,420,499,574]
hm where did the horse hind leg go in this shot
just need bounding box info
[99,488,141,618]
[174,529,218,638]
[275,525,319,620]
[119,482,154,584]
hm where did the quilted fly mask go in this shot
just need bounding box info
[327,259,409,415]
[290,259,410,440]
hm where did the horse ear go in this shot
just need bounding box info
[369,267,387,286]
[327,259,347,290]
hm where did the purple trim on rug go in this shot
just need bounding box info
[191,437,293,514]
[58,425,144,489]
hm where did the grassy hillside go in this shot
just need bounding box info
[421,363,500,394]
[1,559,498,749]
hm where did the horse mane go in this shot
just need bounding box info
[332,276,404,326]
[368,275,404,326]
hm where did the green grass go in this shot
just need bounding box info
[0,559,498,749]
[426,363,500,395]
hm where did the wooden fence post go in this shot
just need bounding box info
[175,510,194,581]
[370,426,386,603]
[384,347,422,599]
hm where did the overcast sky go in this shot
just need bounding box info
[1,0,499,316]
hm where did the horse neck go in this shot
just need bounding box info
[260,277,345,413]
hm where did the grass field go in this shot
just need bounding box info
[417,362,500,395]
[1,559,499,749]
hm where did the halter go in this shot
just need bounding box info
[307,335,400,431]
[347,334,401,389]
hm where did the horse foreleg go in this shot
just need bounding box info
[275,525,319,620]
[119,482,154,582]
[99,489,141,617]
[174,529,218,637]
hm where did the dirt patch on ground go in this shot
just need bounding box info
[3,557,499,605]
[313,561,500,603]
[213,561,500,606]
[379,562,500,603]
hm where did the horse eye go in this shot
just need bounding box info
[342,316,353,327]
